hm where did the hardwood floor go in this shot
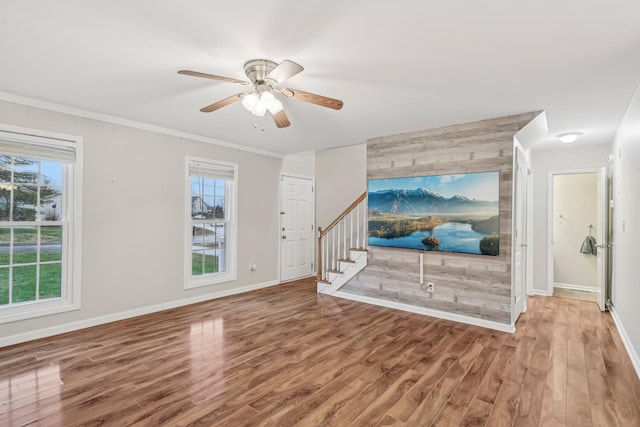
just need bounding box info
[1,278,639,426]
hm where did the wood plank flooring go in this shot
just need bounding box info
[1,278,639,426]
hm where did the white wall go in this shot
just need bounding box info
[553,173,598,288]
[610,86,640,376]
[530,144,610,294]
[0,100,282,343]
[281,150,315,177]
[315,143,366,228]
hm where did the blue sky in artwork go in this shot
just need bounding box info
[368,171,499,202]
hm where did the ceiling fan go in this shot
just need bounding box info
[178,59,343,128]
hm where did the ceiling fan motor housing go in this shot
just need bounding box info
[243,59,278,85]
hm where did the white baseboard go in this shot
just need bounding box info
[553,282,599,293]
[0,280,279,348]
[531,289,551,296]
[332,291,515,334]
[610,307,640,381]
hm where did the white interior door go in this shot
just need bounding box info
[512,147,526,321]
[280,176,314,282]
[596,167,607,311]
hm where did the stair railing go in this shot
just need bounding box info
[317,192,367,282]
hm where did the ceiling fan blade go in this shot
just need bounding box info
[265,60,304,84]
[282,88,343,110]
[178,70,250,85]
[200,93,243,112]
[272,110,291,128]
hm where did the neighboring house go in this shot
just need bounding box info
[191,195,213,219]
[40,193,61,221]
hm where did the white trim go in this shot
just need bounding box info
[0,123,83,324]
[0,279,279,348]
[0,91,283,159]
[553,282,599,293]
[610,307,640,381]
[531,288,552,296]
[185,156,238,289]
[332,291,515,333]
[547,168,601,296]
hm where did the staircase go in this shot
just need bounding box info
[316,192,368,294]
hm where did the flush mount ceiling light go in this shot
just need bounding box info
[178,59,343,128]
[557,132,583,144]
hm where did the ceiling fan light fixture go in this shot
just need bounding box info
[268,99,284,115]
[252,97,267,117]
[241,92,259,111]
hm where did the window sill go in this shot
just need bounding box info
[0,299,80,324]
[186,272,237,289]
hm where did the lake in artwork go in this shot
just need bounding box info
[367,172,500,256]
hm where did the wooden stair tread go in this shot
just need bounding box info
[350,248,368,252]
[338,258,356,264]
[316,279,331,285]
[326,269,343,275]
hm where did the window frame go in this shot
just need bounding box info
[0,124,82,324]
[185,156,237,289]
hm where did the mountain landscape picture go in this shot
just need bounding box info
[368,172,500,255]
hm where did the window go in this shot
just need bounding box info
[186,157,236,288]
[0,126,81,323]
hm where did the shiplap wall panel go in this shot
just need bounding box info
[341,112,538,324]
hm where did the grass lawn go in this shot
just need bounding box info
[192,253,219,276]
[0,250,61,265]
[0,261,62,305]
[0,226,62,244]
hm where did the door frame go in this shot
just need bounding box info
[512,143,528,324]
[278,173,315,283]
[546,168,603,299]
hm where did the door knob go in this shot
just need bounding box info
[282,235,287,240]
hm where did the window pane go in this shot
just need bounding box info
[192,250,204,276]
[12,227,37,265]
[39,186,62,221]
[13,158,38,184]
[204,253,219,273]
[39,262,61,299]
[216,224,226,273]
[191,223,225,275]
[41,226,62,262]
[0,156,10,183]
[0,188,9,221]
[12,264,37,303]
[202,178,214,197]
[0,268,7,305]
[40,161,62,186]
[13,185,37,221]
[191,176,201,197]
[213,197,225,219]
[0,228,8,266]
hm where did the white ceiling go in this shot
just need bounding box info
[1,0,639,156]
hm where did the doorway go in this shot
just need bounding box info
[548,169,607,310]
[280,175,315,282]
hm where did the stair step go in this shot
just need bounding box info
[338,258,356,264]
[317,279,331,285]
[350,248,368,252]
[326,269,343,275]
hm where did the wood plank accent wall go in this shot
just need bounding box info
[341,113,539,324]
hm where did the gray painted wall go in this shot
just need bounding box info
[610,85,640,374]
[529,144,610,293]
[0,100,282,341]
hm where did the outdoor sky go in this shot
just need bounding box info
[368,172,499,202]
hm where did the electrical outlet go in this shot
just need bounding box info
[426,281,435,293]
[250,264,257,272]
